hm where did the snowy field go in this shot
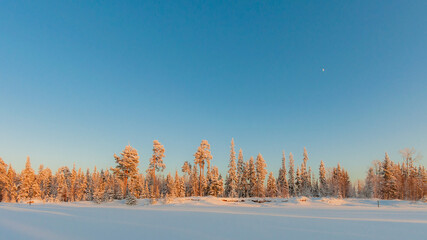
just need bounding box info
[1,197,426,240]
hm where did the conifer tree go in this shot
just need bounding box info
[381,153,398,199]
[125,189,137,205]
[237,149,246,197]
[147,140,166,198]
[255,153,267,197]
[266,172,278,197]
[247,157,257,197]
[18,157,40,201]
[194,140,212,196]
[4,165,18,202]
[112,145,140,196]
[288,153,296,197]
[0,157,8,201]
[277,151,289,198]
[165,173,176,198]
[225,138,238,197]
[319,160,327,197]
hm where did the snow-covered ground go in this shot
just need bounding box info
[1,197,426,240]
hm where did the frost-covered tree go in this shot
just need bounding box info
[300,147,311,196]
[288,153,296,197]
[266,172,278,197]
[319,160,327,197]
[165,173,176,198]
[0,157,8,202]
[147,140,166,198]
[255,153,267,197]
[3,164,18,202]
[237,149,246,198]
[208,166,223,197]
[295,168,301,196]
[194,140,212,196]
[277,151,289,198]
[112,145,140,195]
[225,138,238,197]
[18,157,40,201]
[381,153,398,199]
[126,189,137,205]
[247,157,257,197]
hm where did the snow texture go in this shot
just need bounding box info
[0,197,426,240]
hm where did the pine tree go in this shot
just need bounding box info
[225,138,238,197]
[112,145,140,196]
[147,140,166,198]
[266,172,278,197]
[194,140,212,196]
[288,152,296,197]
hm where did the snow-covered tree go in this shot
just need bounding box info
[166,173,176,198]
[208,166,223,197]
[237,149,246,198]
[125,189,137,205]
[266,172,278,197]
[381,153,398,199]
[18,157,40,202]
[319,160,327,197]
[0,157,8,202]
[277,151,289,198]
[147,140,166,198]
[255,153,267,197]
[247,157,257,197]
[288,153,296,197]
[194,140,212,196]
[225,138,238,197]
[112,145,140,195]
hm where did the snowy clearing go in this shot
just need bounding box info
[1,197,426,240]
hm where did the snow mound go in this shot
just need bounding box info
[321,198,346,205]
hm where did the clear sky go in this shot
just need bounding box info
[1,1,426,180]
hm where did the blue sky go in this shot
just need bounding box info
[1,1,426,180]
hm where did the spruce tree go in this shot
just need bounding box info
[247,157,257,197]
[237,149,246,197]
[266,172,278,197]
[277,151,289,198]
[255,153,267,197]
[225,138,238,197]
[288,153,295,197]
[319,160,327,197]
[381,153,398,199]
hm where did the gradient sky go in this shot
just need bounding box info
[1,1,426,180]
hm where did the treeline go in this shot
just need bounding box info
[0,139,425,204]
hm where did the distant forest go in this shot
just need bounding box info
[0,139,426,204]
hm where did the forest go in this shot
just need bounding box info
[0,139,426,205]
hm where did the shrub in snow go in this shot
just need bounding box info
[126,192,137,206]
